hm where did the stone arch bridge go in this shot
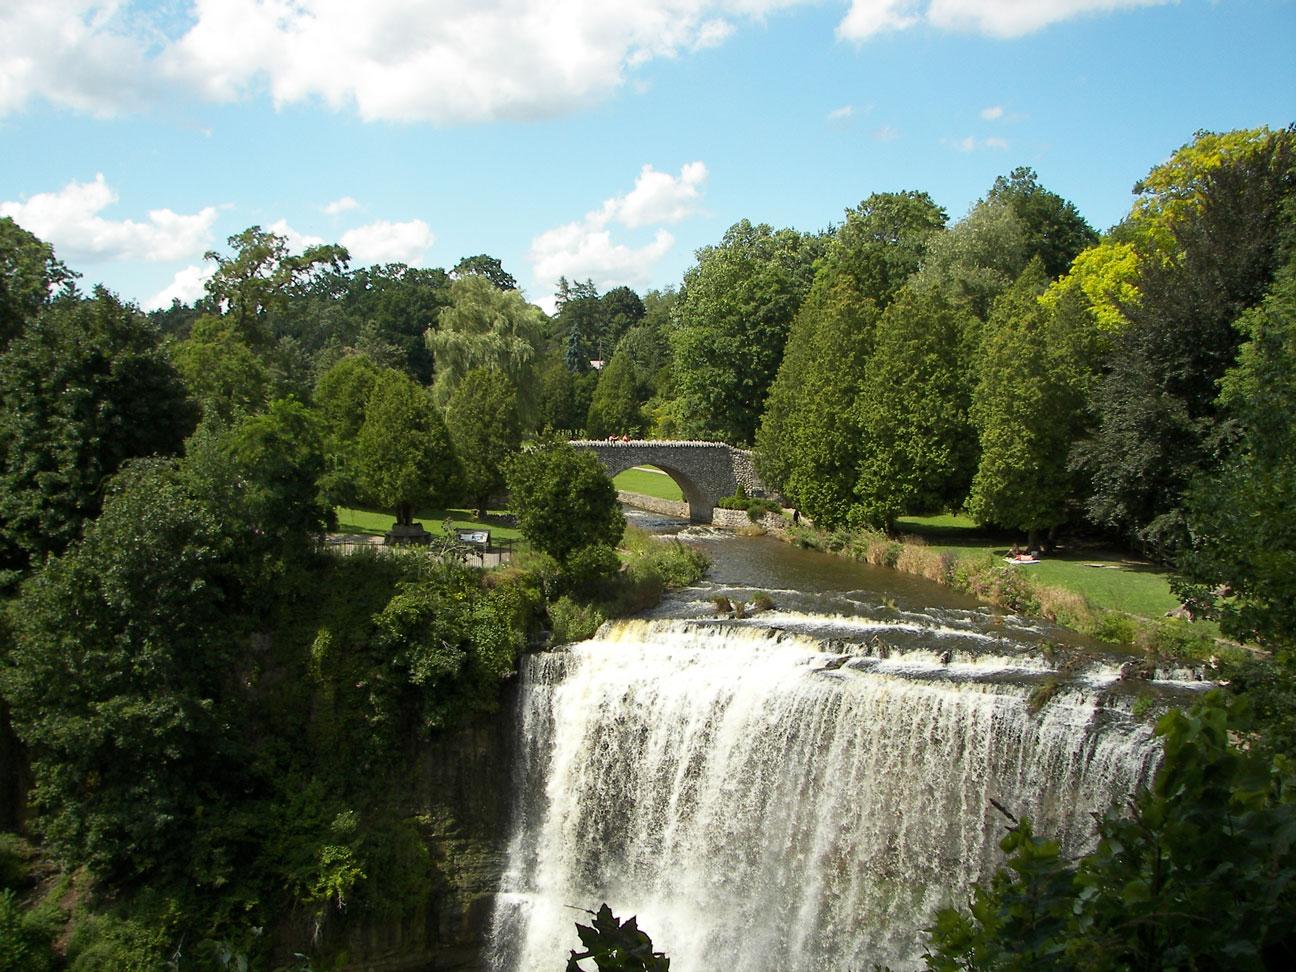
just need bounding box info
[569,439,766,523]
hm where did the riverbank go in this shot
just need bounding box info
[718,508,1232,665]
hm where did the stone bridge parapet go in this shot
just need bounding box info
[569,439,765,523]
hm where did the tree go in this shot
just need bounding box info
[832,190,947,308]
[204,226,349,347]
[1074,129,1296,554]
[183,399,333,567]
[444,367,521,514]
[966,264,1092,540]
[0,459,244,885]
[671,220,822,444]
[534,354,596,435]
[312,353,384,505]
[854,286,979,529]
[169,315,270,422]
[585,353,645,439]
[556,277,605,372]
[1175,254,1296,652]
[986,167,1098,281]
[505,439,624,563]
[0,289,196,569]
[428,274,546,411]
[756,272,878,527]
[354,372,459,530]
[0,217,76,346]
[913,196,1031,322]
[451,253,518,291]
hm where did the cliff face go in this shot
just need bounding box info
[283,683,520,972]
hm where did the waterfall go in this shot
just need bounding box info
[489,616,1164,971]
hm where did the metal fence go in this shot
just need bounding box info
[317,533,524,567]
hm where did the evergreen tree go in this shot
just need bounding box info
[444,367,521,513]
[854,286,978,529]
[586,352,645,438]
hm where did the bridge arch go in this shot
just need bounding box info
[570,440,765,523]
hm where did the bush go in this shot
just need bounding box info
[561,544,622,600]
[549,596,606,644]
[0,890,55,972]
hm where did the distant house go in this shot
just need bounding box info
[589,359,606,370]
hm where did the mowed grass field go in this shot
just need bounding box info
[334,506,524,541]
[612,466,685,502]
[894,513,1181,618]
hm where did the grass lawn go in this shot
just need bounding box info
[894,513,1181,619]
[334,506,525,542]
[613,466,685,502]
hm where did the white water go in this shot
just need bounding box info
[488,616,1163,971]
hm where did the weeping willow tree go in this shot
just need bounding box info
[426,274,546,416]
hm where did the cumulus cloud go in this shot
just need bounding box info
[0,174,220,263]
[323,196,361,216]
[146,264,214,311]
[980,104,1005,120]
[0,1,155,116]
[838,0,1173,41]
[4,2,1179,121]
[340,219,435,265]
[529,161,707,295]
[2,1,817,122]
[265,219,326,254]
[828,104,855,122]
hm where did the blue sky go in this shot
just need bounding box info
[1,1,1292,313]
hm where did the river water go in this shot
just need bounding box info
[487,511,1204,970]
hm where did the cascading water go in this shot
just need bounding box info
[488,518,1191,970]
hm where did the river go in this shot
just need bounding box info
[487,510,1205,970]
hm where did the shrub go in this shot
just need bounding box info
[549,596,606,644]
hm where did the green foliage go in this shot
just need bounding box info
[924,692,1296,971]
[967,263,1092,535]
[548,595,607,645]
[854,285,978,528]
[428,274,546,412]
[312,352,383,506]
[1,459,241,885]
[444,366,521,512]
[204,226,349,348]
[451,253,518,291]
[986,167,1098,281]
[506,439,625,563]
[1176,253,1296,653]
[586,352,645,438]
[566,903,670,972]
[354,371,459,526]
[0,889,56,972]
[671,219,822,444]
[756,272,878,527]
[0,216,77,346]
[0,288,196,568]
[170,315,270,422]
[1076,127,1296,555]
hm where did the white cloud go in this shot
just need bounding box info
[3,2,1177,121]
[980,104,1005,121]
[946,134,1009,152]
[265,219,326,254]
[323,196,361,216]
[157,1,813,124]
[837,0,922,39]
[0,174,220,263]
[838,0,1173,41]
[0,1,155,116]
[595,162,708,230]
[872,124,901,141]
[529,160,707,296]
[828,104,855,121]
[145,264,213,311]
[530,225,676,293]
[340,219,435,265]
